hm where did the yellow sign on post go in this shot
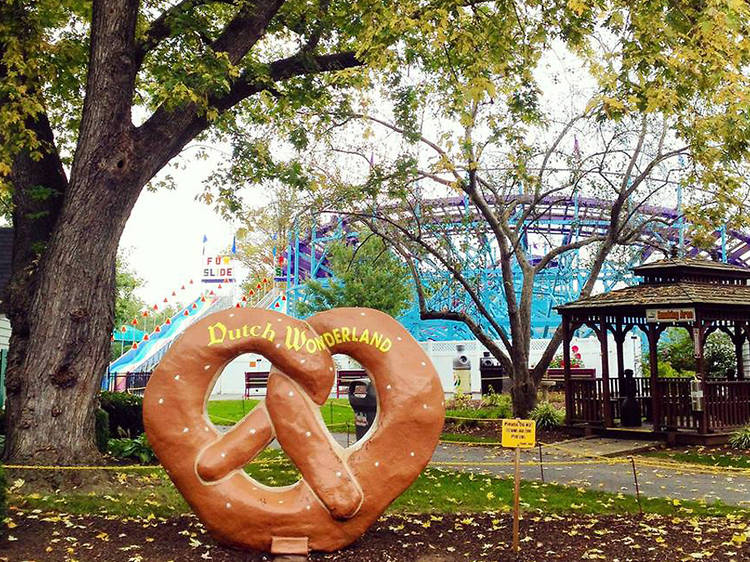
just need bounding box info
[501,419,536,554]
[501,419,536,448]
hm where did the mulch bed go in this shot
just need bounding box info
[3,508,748,561]
[443,420,572,444]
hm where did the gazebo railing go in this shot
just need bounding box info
[568,378,604,424]
[568,377,653,425]
[608,377,652,422]
[705,380,750,431]
[655,377,700,431]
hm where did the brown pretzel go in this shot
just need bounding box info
[143,307,444,553]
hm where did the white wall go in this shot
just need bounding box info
[209,336,643,398]
[419,335,641,396]
[0,314,10,350]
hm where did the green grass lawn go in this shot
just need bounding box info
[207,399,509,444]
[641,448,750,469]
[12,450,742,521]
[208,400,515,427]
[207,398,355,429]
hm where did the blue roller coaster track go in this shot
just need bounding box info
[275,193,750,341]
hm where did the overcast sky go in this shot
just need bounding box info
[118,151,247,305]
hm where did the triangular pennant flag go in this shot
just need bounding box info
[110,335,115,342]
[165,318,171,325]
[155,325,161,333]
[262,278,268,284]
[218,284,222,289]
[209,290,215,296]
[274,302,280,308]
[235,303,241,308]
[200,296,206,302]
[192,303,197,309]
[142,310,149,317]
[120,326,127,333]
[183,310,189,316]
[132,342,138,350]
[172,291,177,296]
[131,318,138,325]
[256,283,261,289]
[163,297,168,303]
[241,296,247,302]
[249,289,254,296]
[181,285,186,290]
[281,295,286,301]
[143,334,150,341]
[189,279,194,284]
[153,304,158,311]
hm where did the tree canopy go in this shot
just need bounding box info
[296,234,412,318]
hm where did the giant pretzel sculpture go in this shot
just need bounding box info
[143,307,444,554]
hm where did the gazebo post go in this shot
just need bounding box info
[734,322,746,380]
[694,317,708,434]
[646,326,661,430]
[600,316,613,427]
[562,315,573,425]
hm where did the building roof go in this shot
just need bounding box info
[558,281,750,311]
[632,258,750,278]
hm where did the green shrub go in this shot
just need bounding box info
[100,391,144,437]
[480,389,510,409]
[729,426,750,449]
[94,408,110,453]
[530,401,564,430]
[108,433,157,464]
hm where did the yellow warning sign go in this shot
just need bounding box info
[501,419,536,448]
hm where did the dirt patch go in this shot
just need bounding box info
[3,508,748,561]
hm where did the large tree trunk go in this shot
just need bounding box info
[4,165,137,464]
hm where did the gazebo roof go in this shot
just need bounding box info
[632,258,750,278]
[558,258,750,313]
[557,281,750,311]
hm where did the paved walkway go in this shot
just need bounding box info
[257,429,750,507]
[327,434,750,507]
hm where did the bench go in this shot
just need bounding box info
[543,367,596,389]
[545,367,596,380]
[336,369,367,398]
[245,371,271,397]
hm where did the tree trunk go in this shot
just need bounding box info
[509,354,536,418]
[4,168,136,464]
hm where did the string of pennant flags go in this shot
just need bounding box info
[110,276,282,351]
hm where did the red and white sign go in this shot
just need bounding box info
[646,308,696,323]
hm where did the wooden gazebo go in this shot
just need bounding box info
[557,258,750,444]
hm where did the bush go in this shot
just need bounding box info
[729,426,750,449]
[530,401,564,430]
[108,433,157,464]
[480,389,508,409]
[94,408,110,453]
[100,391,144,437]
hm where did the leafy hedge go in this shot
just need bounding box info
[94,408,110,453]
[100,392,144,437]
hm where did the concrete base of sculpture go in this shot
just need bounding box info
[143,307,444,554]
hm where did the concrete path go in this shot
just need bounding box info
[259,430,749,507]
[326,434,750,507]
